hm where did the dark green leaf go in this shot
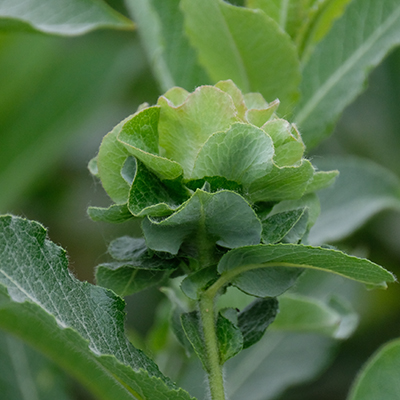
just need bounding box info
[181,0,301,114]
[181,267,220,300]
[0,0,134,36]
[142,189,262,257]
[216,313,243,364]
[0,215,193,400]
[237,297,278,349]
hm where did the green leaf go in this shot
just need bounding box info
[125,0,210,91]
[0,331,73,400]
[118,106,183,181]
[247,160,315,203]
[237,297,278,349]
[0,215,194,400]
[157,85,238,178]
[128,159,187,217]
[261,208,308,244]
[218,244,395,290]
[0,0,134,35]
[180,311,208,369]
[142,189,262,257]
[308,157,400,244]
[87,203,134,223]
[216,313,243,364]
[181,267,220,300]
[224,332,335,400]
[180,0,301,115]
[272,294,358,339]
[348,338,400,400]
[294,0,400,148]
[191,123,274,185]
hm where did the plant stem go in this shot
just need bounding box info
[199,291,226,400]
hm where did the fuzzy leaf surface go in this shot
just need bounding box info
[218,244,395,290]
[125,0,210,92]
[216,313,243,364]
[0,215,194,400]
[295,0,400,148]
[308,157,400,244]
[142,189,262,256]
[0,0,134,35]
[180,0,301,114]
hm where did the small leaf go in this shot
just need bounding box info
[180,0,301,114]
[348,338,400,400]
[142,189,262,257]
[218,244,396,289]
[294,0,400,148]
[181,267,220,300]
[181,311,208,369]
[87,203,134,223]
[191,123,274,186]
[237,297,278,349]
[0,215,194,400]
[216,313,243,364]
[0,0,134,36]
[308,157,400,244]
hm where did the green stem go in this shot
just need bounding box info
[199,291,226,400]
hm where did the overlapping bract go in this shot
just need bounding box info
[89,80,337,264]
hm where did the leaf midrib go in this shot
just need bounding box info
[295,3,400,125]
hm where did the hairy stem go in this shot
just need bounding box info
[199,291,226,400]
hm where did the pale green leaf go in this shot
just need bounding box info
[191,123,274,185]
[180,0,301,114]
[157,85,238,178]
[294,0,400,148]
[142,189,262,257]
[0,215,194,400]
[87,203,134,223]
[218,244,395,289]
[0,0,134,35]
[308,157,400,244]
[348,338,400,400]
[125,0,210,92]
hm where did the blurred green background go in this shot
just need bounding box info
[1,1,400,399]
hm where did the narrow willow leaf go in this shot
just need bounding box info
[348,338,400,400]
[125,0,210,92]
[191,123,274,185]
[157,86,238,178]
[308,157,400,244]
[218,244,396,289]
[224,331,334,400]
[118,106,183,181]
[181,311,208,370]
[0,215,194,400]
[216,313,243,364]
[0,331,72,400]
[180,0,301,115]
[247,160,314,203]
[271,293,358,339]
[0,0,134,35]
[142,189,262,256]
[87,203,134,223]
[237,297,278,349]
[294,0,400,148]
